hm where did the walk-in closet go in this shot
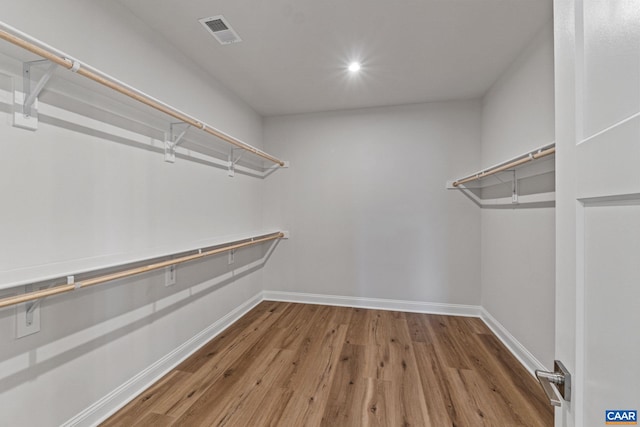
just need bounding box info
[1,1,638,426]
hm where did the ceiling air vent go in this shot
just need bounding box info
[199,15,242,45]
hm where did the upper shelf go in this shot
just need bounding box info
[447,143,556,208]
[0,21,286,167]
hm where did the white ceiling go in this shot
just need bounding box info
[118,0,552,117]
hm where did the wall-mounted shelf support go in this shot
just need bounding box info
[16,284,40,338]
[25,290,42,326]
[13,59,58,130]
[164,266,176,286]
[164,122,192,163]
[23,284,40,327]
[228,148,243,177]
[24,276,69,327]
[23,59,57,117]
[512,170,518,204]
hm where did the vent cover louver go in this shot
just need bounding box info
[199,15,242,45]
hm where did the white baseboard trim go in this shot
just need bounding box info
[262,290,482,317]
[480,307,547,376]
[62,292,264,427]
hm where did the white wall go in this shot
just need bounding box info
[480,24,555,369]
[262,101,481,305]
[0,1,269,425]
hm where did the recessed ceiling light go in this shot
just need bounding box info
[348,62,361,72]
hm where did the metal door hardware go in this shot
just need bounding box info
[535,360,571,407]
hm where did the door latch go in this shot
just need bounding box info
[535,360,571,407]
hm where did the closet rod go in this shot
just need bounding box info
[0,232,284,310]
[453,146,555,187]
[0,23,285,166]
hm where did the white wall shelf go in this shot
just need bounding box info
[0,21,288,170]
[447,143,556,208]
[0,230,286,292]
[0,231,286,306]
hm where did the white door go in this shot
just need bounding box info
[554,1,640,426]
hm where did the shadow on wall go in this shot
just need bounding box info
[0,240,280,395]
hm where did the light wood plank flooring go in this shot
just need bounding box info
[102,301,553,426]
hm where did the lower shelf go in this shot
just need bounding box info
[456,189,555,209]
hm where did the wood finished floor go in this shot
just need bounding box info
[102,302,553,426]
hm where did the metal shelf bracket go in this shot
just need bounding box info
[25,275,74,325]
[164,122,191,163]
[25,282,50,326]
[228,148,243,177]
[512,170,519,204]
[23,59,57,116]
[16,283,41,338]
[14,59,58,130]
[17,276,72,338]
